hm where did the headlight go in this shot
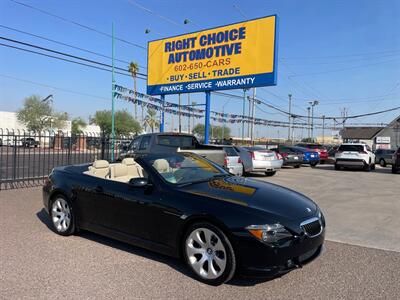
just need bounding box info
[246,223,292,245]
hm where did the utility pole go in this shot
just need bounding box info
[307,107,311,139]
[178,94,182,133]
[322,115,326,144]
[288,94,292,143]
[250,88,256,145]
[242,89,247,142]
[187,94,191,133]
[111,22,115,161]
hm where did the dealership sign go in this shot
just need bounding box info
[376,136,390,144]
[147,15,278,95]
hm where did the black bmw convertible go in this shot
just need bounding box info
[43,152,325,285]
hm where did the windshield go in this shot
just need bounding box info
[143,153,227,185]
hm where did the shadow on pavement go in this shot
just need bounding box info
[36,208,272,286]
[315,164,393,174]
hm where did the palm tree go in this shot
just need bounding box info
[145,108,160,133]
[128,61,139,121]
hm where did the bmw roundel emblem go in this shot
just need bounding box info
[306,207,312,213]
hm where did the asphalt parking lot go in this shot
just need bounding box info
[1,165,399,299]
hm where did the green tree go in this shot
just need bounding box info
[193,124,231,140]
[91,110,141,135]
[128,61,140,121]
[71,117,87,134]
[17,95,68,132]
[144,108,160,133]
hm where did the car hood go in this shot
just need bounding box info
[179,176,317,220]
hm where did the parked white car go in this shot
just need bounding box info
[234,146,282,176]
[335,143,375,171]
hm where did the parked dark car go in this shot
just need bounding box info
[271,146,303,168]
[43,152,325,285]
[392,147,400,174]
[291,146,320,167]
[20,137,39,147]
[374,149,395,167]
[118,133,225,167]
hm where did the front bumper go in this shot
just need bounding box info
[234,227,325,277]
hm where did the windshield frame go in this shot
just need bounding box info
[139,152,229,187]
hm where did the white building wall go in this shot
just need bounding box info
[0,111,101,134]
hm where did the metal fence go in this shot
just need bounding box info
[0,129,133,190]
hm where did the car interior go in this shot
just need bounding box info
[84,158,147,183]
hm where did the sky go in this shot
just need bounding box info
[0,0,399,139]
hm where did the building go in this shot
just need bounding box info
[340,115,400,150]
[0,111,101,134]
[372,115,400,150]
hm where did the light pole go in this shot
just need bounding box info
[308,100,319,141]
[307,107,311,139]
[178,93,182,133]
[322,115,326,144]
[288,94,292,143]
[242,89,248,142]
[221,99,229,141]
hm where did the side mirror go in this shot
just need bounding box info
[129,177,150,187]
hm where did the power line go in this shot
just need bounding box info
[125,0,183,27]
[0,24,146,68]
[281,48,400,60]
[0,73,109,101]
[0,42,146,80]
[9,0,146,50]
[288,57,400,77]
[0,36,148,77]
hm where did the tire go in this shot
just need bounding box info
[310,162,318,167]
[294,164,301,168]
[320,160,325,165]
[392,165,397,174]
[379,159,386,167]
[334,164,340,170]
[49,195,75,236]
[364,163,371,172]
[371,163,376,170]
[265,171,276,176]
[183,222,236,285]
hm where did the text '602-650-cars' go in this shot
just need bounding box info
[43,152,325,285]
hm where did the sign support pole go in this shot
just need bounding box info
[160,94,165,132]
[204,91,211,144]
[111,22,115,162]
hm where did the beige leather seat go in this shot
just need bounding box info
[153,159,170,173]
[110,163,131,182]
[85,160,110,178]
[121,158,144,178]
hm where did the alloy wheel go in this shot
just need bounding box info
[51,198,71,233]
[185,228,227,280]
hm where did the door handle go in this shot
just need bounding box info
[95,186,103,193]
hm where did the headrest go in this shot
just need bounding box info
[153,159,169,172]
[93,160,109,169]
[122,158,135,166]
[113,164,128,177]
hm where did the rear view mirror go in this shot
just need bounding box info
[129,177,149,187]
